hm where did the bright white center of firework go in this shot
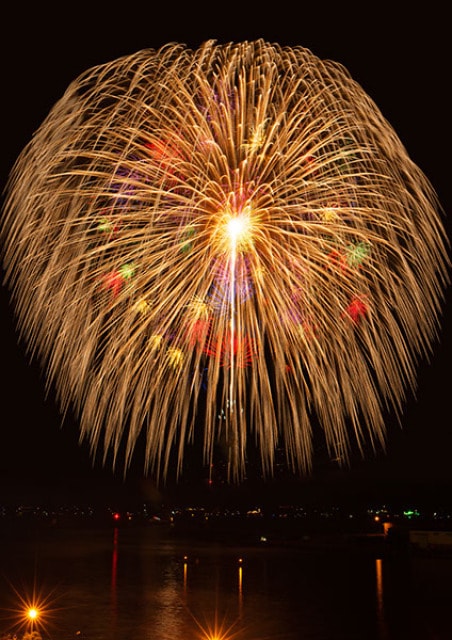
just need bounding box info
[27,608,39,620]
[226,214,251,246]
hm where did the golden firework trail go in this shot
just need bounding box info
[1,40,449,481]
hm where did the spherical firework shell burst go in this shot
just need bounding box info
[1,40,449,481]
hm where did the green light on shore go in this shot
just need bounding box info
[403,509,420,519]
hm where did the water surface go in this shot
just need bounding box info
[0,524,451,639]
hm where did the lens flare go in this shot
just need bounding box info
[193,610,242,640]
[26,607,39,620]
[0,579,62,638]
[1,40,449,481]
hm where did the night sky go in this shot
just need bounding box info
[1,6,450,510]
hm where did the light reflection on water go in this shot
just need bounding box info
[0,525,451,639]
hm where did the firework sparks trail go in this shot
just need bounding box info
[1,40,449,481]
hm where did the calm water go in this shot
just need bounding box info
[0,524,451,639]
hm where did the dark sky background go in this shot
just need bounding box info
[0,5,450,511]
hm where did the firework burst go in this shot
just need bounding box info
[1,40,449,481]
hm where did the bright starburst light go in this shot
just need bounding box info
[0,578,61,638]
[1,40,449,481]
